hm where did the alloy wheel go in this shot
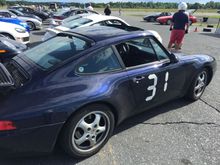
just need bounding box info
[194,71,207,98]
[72,111,110,153]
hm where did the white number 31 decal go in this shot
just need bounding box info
[145,72,169,102]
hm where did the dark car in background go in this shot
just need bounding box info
[8,9,42,22]
[143,12,172,22]
[0,35,27,62]
[9,6,49,20]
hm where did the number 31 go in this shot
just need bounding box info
[145,72,169,102]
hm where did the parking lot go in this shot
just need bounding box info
[1,11,220,165]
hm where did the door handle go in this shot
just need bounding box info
[133,76,145,83]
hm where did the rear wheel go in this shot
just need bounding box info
[166,19,171,25]
[27,21,35,30]
[186,69,208,101]
[60,104,115,158]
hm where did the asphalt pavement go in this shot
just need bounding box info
[0,11,220,165]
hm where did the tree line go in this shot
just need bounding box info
[2,0,220,9]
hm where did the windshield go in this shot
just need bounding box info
[23,35,91,70]
[12,9,24,16]
[62,17,92,29]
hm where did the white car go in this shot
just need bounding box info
[43,14,162,43]
[0,21,30,44]
[5,9,43,30]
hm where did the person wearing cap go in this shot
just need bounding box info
[168,2,189,51]
[104,4,111,16]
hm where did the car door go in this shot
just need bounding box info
[114,36,186,112]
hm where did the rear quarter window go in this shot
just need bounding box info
[76,47,122,74]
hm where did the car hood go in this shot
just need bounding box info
[0,17,22,24]
[18,16,41,23]
[0,18,30,32]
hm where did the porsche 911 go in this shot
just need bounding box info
[0,26,216,158]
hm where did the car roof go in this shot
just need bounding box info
[83,14,128,24]
[64,26,152,42]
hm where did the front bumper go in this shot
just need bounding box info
[0,122,63,156]
[15,32,30,45]
[35,21,43,30]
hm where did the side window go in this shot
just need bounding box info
[92,21,105,26]
[149,38,169,60]
[115,38,158,68]
[77,47,121,74]
[105,20,124,26]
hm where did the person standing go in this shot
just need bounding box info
[119,6,121,16]
[86,3,93,11]
[168,2,189,52]
[104,4,111,16]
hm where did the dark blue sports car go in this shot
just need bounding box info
[0,26,216,158]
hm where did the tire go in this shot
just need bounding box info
[150,17,155,22]
[60,104,115,158]
[186,69,208,101]
[166,19,171,25]
[0,33,14,40]
[27,21,35,31]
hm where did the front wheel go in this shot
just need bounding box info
[60,104,115,158]
[27,21,35,30]
[166,19,171,25]
[150,17,155,22]
[186,69,208,101]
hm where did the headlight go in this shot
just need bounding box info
[15,28,26,33]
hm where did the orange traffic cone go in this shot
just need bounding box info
[194,27,198,32]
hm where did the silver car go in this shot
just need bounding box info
[0,10,42,30]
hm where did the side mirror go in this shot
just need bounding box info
[170,53,179,63]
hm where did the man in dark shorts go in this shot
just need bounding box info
[104,4,111,16]
[168,2,189,52]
